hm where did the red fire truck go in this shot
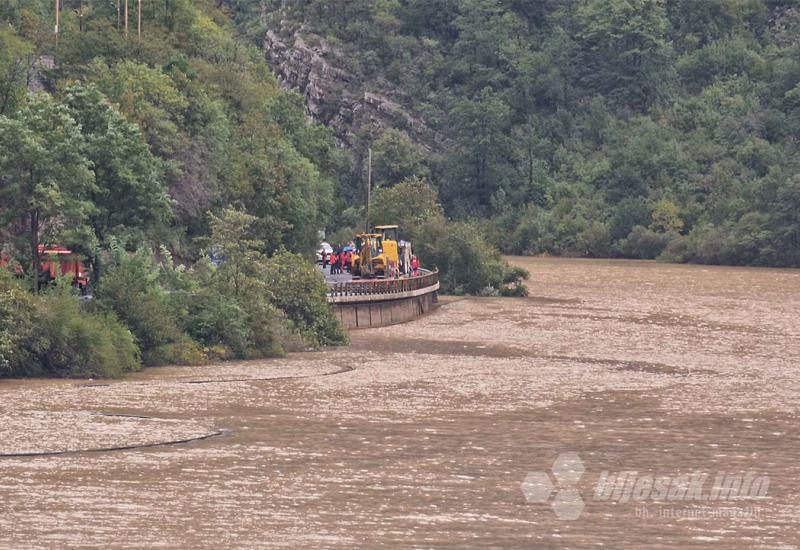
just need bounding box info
[1,245,90,292]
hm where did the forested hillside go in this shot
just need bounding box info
[0,0,347,377]
[2,0,798,376]
[255,0,800,267]
[2,0,345,257]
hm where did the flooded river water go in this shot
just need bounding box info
[1,257,799,548]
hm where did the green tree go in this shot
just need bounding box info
[95,247,185,365]
[444,88,514,215]
[0,269,36,373]
[62,83,171,244]
[0,93,95,292]
[200,207,345,351]
[0,28,32,116]
[667,0,767,54]
[264,250,347,346]
[450,0,524,92]
[227,119,331,256]
[372,128,430,187]
[206,207,267,301]
[573,0,673,109]
[651,198,684,233]
[90,60,189,158]
[371,177,444,240]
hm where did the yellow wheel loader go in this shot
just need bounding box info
[351,225,407,278]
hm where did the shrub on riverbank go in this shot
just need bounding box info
[184,259,300,359]
[1,210,347,378]
[92,209,346,367]
[0,273,140,378]
[0,271,37,375]
[190,208,347,353]
[36,284,141,378]
[416,219,529,296]
[372,179,529,296]
[264,250,348,346]
[95,248,189,366]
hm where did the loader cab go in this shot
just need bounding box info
[373,225,399,243]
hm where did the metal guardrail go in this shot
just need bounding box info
[327,269,439,299]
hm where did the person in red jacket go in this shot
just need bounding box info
[410,255,420,276]
[330,250,339,275]
[344,250,352,273]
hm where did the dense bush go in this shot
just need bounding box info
[185,260,298,358]
[204,208,346,353]
[35,285,141,378]
[0,271,37,374]
[141,334,208,367]
[372,180,529,296]
[0,273,140,378]
[93,224,346,364]
[185,284,253,358]
[500,265,531,298]
[618,226,672,260]
[418,219,528,296]
[90,215,347,365]
[264,250,347,346]
[95,248,186,365]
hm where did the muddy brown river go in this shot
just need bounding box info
[1,257,799,549]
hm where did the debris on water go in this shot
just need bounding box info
[0,257,798,547]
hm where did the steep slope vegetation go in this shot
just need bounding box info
[0,0,348,376]
[253,0,800,267]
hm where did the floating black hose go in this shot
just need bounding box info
[77,364,355,388]
[3,365,355,458]
[0,413,226,458]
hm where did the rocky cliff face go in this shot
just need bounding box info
[26,55,55,93]
[262,25,438,150]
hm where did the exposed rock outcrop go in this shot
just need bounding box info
[262,26,438,150]
[26,55,55,93]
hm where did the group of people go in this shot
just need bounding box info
[383,254,421,278]
[324,244,354,275]
[321,241,422,278]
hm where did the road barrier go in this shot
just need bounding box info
[327,269,438,301]
[327,269,439,328]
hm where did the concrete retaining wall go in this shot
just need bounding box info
[332,289,438,329]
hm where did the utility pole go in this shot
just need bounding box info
[366,147,372,233]
[54,0,60,52]
[30,211,39,294]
